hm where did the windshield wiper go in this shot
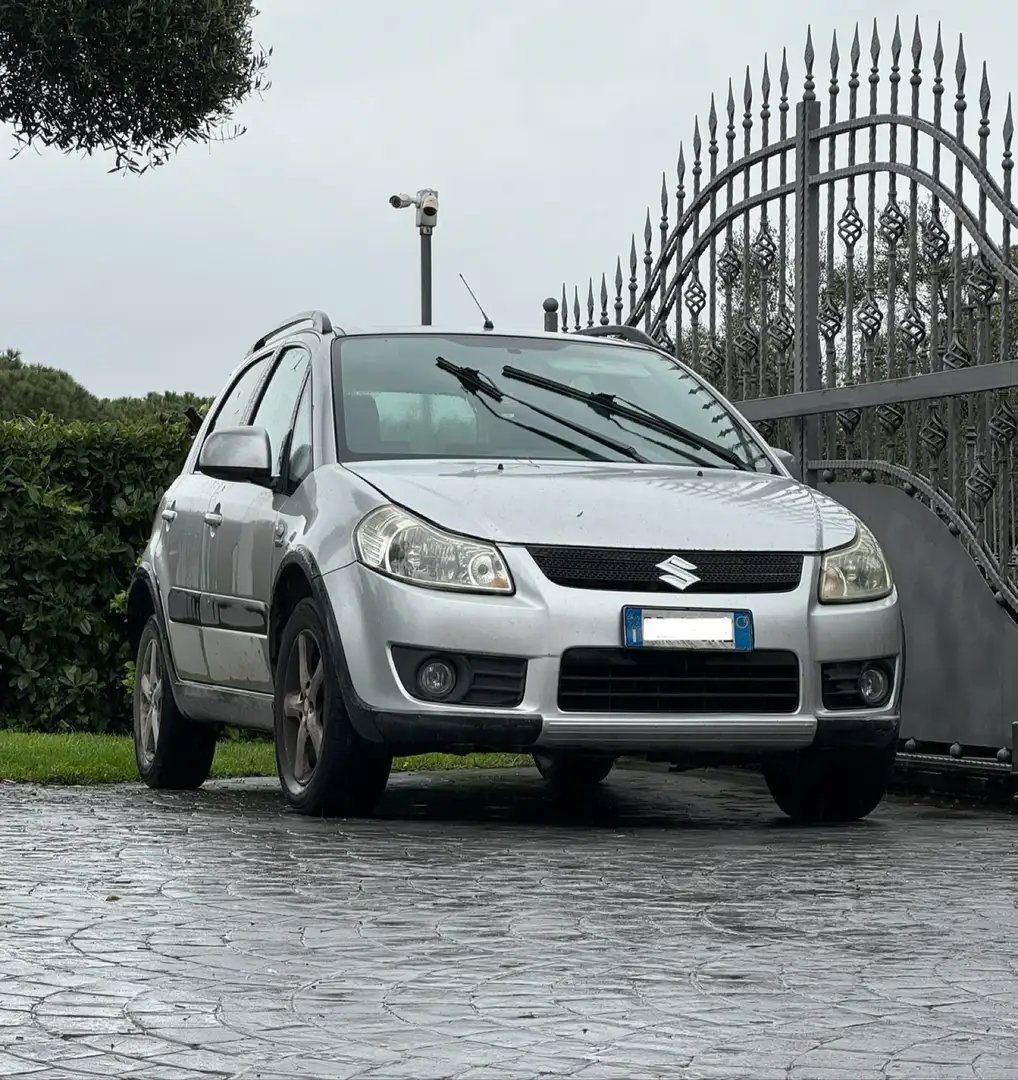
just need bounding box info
[435,358,647,463]
[500,365,750,471]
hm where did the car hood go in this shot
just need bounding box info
[341,459,859,552]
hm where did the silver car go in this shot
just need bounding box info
[127,312,902,822]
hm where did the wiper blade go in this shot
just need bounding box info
[435,357,646,463]
[500,365,751,471]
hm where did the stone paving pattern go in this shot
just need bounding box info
[2,765,1018,1079]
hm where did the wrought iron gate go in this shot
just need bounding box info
[541,17,1018,777]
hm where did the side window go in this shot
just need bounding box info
[286,379,313,488]
[251,346,311,472]
[206,355,271,436]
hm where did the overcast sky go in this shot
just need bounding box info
[0,0,1009,398]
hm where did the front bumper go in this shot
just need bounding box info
[319,547,903,756]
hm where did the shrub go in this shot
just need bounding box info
[0,416,192,731]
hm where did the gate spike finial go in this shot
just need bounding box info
[870,20,881,67]
[780,47,789,103]
[830,30,839,78]
[911,16,922,68]
[644,208,652,249]
[560,283,568,331]
[804,25,816,100]
[727,77,736,125]
[850,23,861,73]
[677,143,686,193]
[614,258,624,324]
[955,33,966,94]
[979,61,991,122]
[708,95,717,142]
[1004,93,1014,153]
[762,54,771,104]
[933,22,944,77]
[891,16,902,66]
[630,234,638,276]
[661,171,668,216]
[744,65,753,114]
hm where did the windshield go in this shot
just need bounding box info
[331,334,774,471]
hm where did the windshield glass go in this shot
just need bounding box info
[332,334,774,471]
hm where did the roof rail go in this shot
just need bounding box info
[573,324,663,351]
[248,310,336,355]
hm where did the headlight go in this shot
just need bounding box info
[353,505,513,594]
[819,521,893,603]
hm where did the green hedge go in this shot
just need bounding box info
[0,417,193,732]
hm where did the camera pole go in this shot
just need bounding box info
[389,188,439,326]
[419,228,432,326]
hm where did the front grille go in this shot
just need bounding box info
[528,545,803,594]
[558,648,800,714]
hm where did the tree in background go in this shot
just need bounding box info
[0,350,212,423]
[0,0,270,173]
[0,348,103,421]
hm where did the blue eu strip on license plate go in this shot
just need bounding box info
[622,607,754,650]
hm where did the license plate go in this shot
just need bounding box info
[622,607,753,651]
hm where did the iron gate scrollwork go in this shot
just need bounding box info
[543,16,1018,767]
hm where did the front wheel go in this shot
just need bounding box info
[533,752,615,793]
[273,598,392,817]
[763,743,896,823]
[133,616,217,790]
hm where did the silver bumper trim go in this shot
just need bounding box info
[536,715,818,751]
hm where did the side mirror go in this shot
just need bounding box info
[197,426,273,485]
[770,446,801,482]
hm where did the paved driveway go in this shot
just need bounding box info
[1,765,1017,1079]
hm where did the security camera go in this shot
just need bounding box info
[416,189,439,230]
[389,193,414,209]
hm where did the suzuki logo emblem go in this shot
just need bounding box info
[655,555,700,591]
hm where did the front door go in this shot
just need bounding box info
[203,344,312,692]
[164,349,276,683]
[155,473,219,682]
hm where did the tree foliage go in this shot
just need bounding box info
[0,0,271,172]
[0,350,213,423]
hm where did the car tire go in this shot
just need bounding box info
[133,616,217,790]
[533,752,615,792]
[763,743,896,823]
[273,597,392,817]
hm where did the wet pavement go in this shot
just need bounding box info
[1,764,1017,1079]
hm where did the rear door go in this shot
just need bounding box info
[203,344,312,692]
[159,352,273,683]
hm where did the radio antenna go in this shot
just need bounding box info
[458,273,494,331]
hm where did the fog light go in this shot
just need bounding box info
[858,664,890,707]
[416,658,456,699]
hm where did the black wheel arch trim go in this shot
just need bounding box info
[272,548,542,751]
[127,564,186,708]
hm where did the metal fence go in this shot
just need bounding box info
[542,17,1018,774]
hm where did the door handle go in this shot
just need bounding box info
[204,511,224,528]
[274,520,286,548]
[161,500,177,525]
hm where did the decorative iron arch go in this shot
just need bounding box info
[543,15,1018,609]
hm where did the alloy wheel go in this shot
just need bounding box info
[281,629,325,787]
[137,636,163,766]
